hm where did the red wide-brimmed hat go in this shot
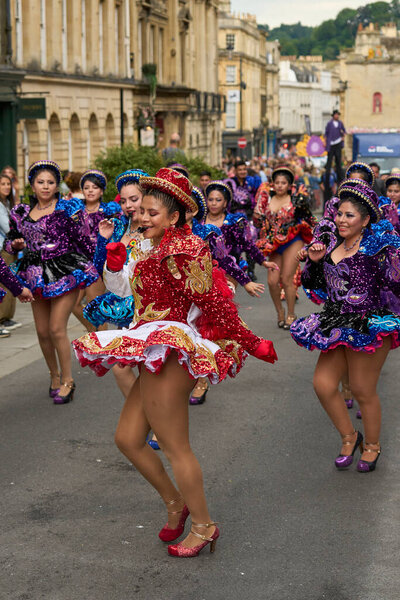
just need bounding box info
[140,168,197,213]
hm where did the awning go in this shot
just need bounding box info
[353,133,400,158]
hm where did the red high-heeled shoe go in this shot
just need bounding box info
[158,499,190,542]
[167,521,219,557]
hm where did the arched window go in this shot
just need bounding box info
[69,113,81,170]
[373,92,382,114]
[88,113,101,164]
[48,114,62,164]
[105,113,116,148]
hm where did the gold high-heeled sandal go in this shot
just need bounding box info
[283,314,297,330]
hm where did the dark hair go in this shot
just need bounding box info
[235,160,246,169]
[369,162,380,171]
[338,196,370,223]
[119,181,144,195]
[0,173,15,208]
[30,167,59,186]
[272,170,292,184]
[143,188,186,227]
[349,170,369,182]
[64,171,84,193]
[82,174,105,190]
[199,170,211,178]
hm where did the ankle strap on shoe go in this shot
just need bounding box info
[341,430,356,444]
[165,497,184,514]
[191,521,218,542]
[364,442,380,453]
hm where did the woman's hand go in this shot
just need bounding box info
[244,281,265,297]
[296,247,308,262]
[18,287,34,303]
[11,238,26,251]
[99,219,115,240]
[262,260,279,271]
[308,242,326,262]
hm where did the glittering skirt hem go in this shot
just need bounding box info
[12,252,99,298]
[256,222,313,255]
[290,310,400,353]
[72,319,246,382]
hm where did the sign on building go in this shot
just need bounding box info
[227,90,240,103]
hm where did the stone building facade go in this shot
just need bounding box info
[218,1,279,158]
[0,0,224,180]
[339,22,400,159]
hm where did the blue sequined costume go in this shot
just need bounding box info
[83,216,138,328]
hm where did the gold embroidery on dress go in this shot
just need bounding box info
[140,302,171,323]
[196,343,218,370]
[166,256,182,279]
[158,326,197,353]
[130,271,144,324]
[215,339,242,365]
[81,334,123,352]
[183,255,213,295]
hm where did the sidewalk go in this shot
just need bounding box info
[0,303,86,379]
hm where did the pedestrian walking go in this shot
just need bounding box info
[324,110,346,204]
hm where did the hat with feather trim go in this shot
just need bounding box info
[115,169,149,193]
[139,168,197,214]
[80,169,107,190]
[191,186,207,221]
[338,179,381,223]
[28,160,61,185]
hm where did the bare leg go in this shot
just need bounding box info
[346,338,391,461]
[114,375,181,521]
[267,252,284,321]
[280,239,304,320]
[72,289,87,328]
[49,289,79,396]
[31,298,60,388]
[313,347,356,455]
[112,364,137,399]
[140,353,214,548]
[73,279,107,332]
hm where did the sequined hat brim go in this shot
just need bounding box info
[338,185,381,223]
[80,169,107,190]
[28,160,61,185]
[140,177,198,214]
[205,182,233,205]
[272,167,295,184]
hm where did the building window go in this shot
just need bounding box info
[149,25,155,63]
[15,0,23,65]
[373,92,382,113]
[61,0,67,70]
[137,20,142,74]
[158,29,164,82]
[99,1,104,74]
[81,0,86,72]
[226,65,236,83]
[226,34,235,50]
[40,0,46,68]
[226,101,236,129]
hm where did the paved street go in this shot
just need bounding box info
[1,269,399,600]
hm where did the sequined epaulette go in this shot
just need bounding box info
[55,197,84,218]
[223,213,246,226]
[192,219,221,241]
[359,226,400,256]
[102,201,122,217]
[156,228,206,262]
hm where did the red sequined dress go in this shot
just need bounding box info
[73,226,273,382]
[254,187,315,255]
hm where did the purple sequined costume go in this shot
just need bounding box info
[0,255,23,301]
[57,198,121,258]
[4,202,99,298]
[219,212,266,274]
[291,224,400,353]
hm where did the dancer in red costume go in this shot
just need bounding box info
[73,168,277,557]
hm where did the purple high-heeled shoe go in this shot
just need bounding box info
[335,430,363,469]
[345,397,354,409]
[357,443,381,472]
[356,409,362,419]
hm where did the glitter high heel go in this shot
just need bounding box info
[335,430,363,469]
[48,371,61,398]
[357,442,381,473]
[53,381,75,405]
[158,498,190,542]
[167,521,219,557]
[189,378,208,405]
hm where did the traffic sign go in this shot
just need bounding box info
[237,137,247,149]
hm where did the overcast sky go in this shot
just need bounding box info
[230,0,369,28]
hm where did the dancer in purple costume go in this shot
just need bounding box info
[291,182,400,472]
[68,169,121,331]
[0,255,33,303]
[4,161,99,403]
